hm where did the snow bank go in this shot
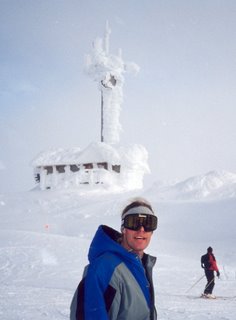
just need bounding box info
[146,170,236,201]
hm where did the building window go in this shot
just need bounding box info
[112,165,120,173]
[70,165,80,172]
[56,165,65,173]
[44,166,53,175]
[83,163,93,169]
[97,162,108,170]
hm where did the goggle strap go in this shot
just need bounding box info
[122,206,154,220]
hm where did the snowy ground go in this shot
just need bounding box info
[0,183,236,319]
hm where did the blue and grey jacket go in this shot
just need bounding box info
[70,225,157,320]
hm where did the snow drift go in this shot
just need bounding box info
[146,170,236,201]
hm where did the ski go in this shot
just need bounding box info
[199,294,236,300]
[200,293,216,299]
[185,294,236,301]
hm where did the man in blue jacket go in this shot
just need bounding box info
[70,197,158,320]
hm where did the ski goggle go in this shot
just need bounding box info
[122,214,158,232]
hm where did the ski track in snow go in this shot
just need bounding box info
[0,189,236,319]
[158,293,236,320]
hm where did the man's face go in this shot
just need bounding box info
[122,226,153,257]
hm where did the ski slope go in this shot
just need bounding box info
[0,174,236,319]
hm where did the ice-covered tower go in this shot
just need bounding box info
[85,22,139,144]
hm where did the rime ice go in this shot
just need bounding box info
[85,21,139,144]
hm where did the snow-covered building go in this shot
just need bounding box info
[31,23,149,191]
[32,142,149,191]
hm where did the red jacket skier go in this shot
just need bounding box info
[201,246,220,298]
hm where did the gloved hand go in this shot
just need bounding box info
[216,271,220,278]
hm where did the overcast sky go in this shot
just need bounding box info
[0,0,236,192]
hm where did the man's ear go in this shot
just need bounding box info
[121,228,126,234]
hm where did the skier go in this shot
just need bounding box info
[201,246,220,298]
[70,197,158,319]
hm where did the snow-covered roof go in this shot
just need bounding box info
[31,147,82,166]
[31,142,121,167]
[76,142,121,164]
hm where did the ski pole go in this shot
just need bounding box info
[186,275,205,293]
[204,276,215,291]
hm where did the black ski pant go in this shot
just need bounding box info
[204,270,215,294]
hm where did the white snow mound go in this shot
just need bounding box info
[147,170,236,201]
